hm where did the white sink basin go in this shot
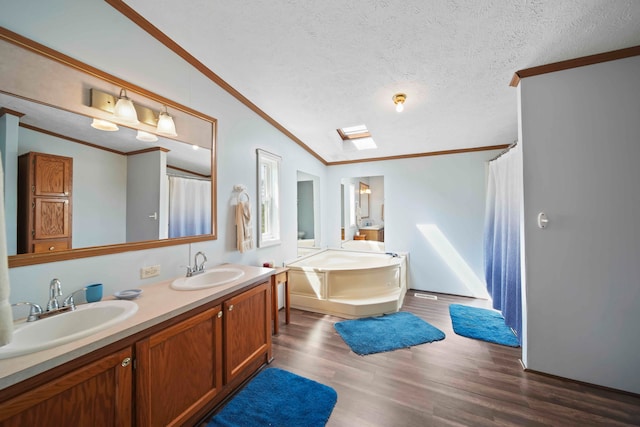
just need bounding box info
[171,267,245,290]
[0,300,138,359]
[360,225,384,230]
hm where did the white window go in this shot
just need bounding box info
[257,149,281,247]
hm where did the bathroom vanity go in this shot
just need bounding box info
[358,226,384,242]
[0,264,273,426]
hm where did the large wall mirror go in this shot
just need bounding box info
[341,176,384,249]
[0,29,217,267]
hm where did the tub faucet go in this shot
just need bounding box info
[47,278,62,311]
[187,251,207,277]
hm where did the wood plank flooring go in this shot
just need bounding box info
[268,292,640,427]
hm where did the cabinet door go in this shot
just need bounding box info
[33,153,72,197]
[33,197,70,240]
[136,306,223,427]
[224,282,271,383]
[0,347,133,427]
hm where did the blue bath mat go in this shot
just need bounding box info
[206,368,337,427]
[449,304,520,347]
[334,311,445,355]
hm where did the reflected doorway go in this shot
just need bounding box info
[297,171,321,256]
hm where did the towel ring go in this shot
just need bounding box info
[237,191,250,203]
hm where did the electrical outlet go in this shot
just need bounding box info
[141,265,160,279]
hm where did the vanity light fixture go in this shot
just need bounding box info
[113,89,139,124]
[157,106,177,137]
[392,93,406,113]
[136,130,158,142]
[90,118,119,132]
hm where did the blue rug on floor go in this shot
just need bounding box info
[334,311,445,355]
[449,304,520,347]
[206,368,337,427]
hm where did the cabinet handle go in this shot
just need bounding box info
[49,246,55,251]
[217,310,223,318]
[228,305,234,311]
[121,357,131,367]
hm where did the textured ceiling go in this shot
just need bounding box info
[124,0,640,162]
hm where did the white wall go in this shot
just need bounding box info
[328,151,500,298]
[520,55,640,394]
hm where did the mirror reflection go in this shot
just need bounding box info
[297,171,320,256]
[2,93,212,256]
[0,34,216,265]
[341,176,384,251]
[359,182,370,218]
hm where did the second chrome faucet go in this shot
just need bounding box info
[186,251,208,277]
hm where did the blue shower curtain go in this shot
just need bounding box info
[168,176,212,238]
[484,144,522,343]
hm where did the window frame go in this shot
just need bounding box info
[256,149,281,248]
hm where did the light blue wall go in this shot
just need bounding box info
[1,0,495,310]
[328,151,499,298]
[1,0,326,308]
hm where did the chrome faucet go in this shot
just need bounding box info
[47,278,62,311]
[186,251,208,277]
[11,302,44,322]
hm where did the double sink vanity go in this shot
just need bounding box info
[0,263,275,426]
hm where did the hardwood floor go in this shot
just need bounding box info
[268,292,640,427]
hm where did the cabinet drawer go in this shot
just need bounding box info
[32,240,70,253]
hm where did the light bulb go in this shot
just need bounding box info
[91,118,119,131]
[113,89,139,124]
[392,93,407,113]
[157,109,177,136]
[136,130,158,142]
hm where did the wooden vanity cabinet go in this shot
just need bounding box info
[136,306,223,427]
[0,280,272,427]
[0,347,133,427]
[135,280,271,426]
[17,152,73,254]
[359,228,384,242]
[223,281,271,384]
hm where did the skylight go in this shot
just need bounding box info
[337,124,377,150]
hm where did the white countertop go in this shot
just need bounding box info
[0,264,274,391]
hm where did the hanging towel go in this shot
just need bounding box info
[0,159,13,346]
[236,199,254,253]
